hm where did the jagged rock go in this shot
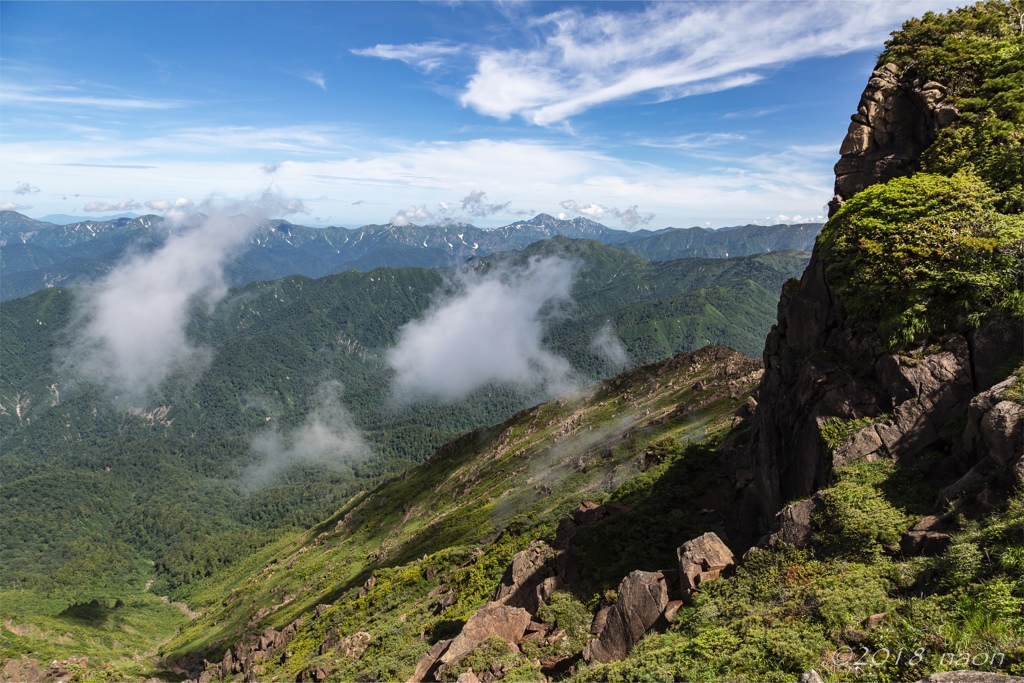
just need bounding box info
[901,514,954,556]
[830,63,958,216]
[739,267,1011,544]
[439,603,533,666]
[583,570,669,664]
[1,658,45,683]
[491,541,558,615]
[677,532,735,596]
[832,425,883,467]
[938,459,995,505]
[571,500,628,526]
[456,670,480,683]
[407,639,451,683]
[770,498,819,548]
[358,575,377,597]
[799,671,824,683]
[663,600,683,622]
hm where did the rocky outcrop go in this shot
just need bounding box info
[408,602,543,682]
[732,241,1022,542]
[901,513,955,556]
[1,657,46,683]
[583,570,669,664]
[491,541,560,615]
[963,377,1023,480]
[676,532,735,599]
[191,615,306,682]
[829,63,958,216]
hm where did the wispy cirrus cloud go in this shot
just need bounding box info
[302,71,327,90]
[352,41,462,72]
[448,0,956,125]
[2,83,185,110]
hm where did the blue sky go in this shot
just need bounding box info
[1,0,962,229]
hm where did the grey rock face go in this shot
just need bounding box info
[491,541,559,615]
[736,237,1019,543]
[830,63,958,216]
[583,570,669,664]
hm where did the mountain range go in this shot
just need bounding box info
[0,211,820,301]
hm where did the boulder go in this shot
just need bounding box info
[773,498,819,548]
[583,570,669,664]
[799,672,825,683]
[901,514,954,556]
[982,401,1023,467]
[1,658,45,683]
[439,603,533,666]
[491,541,557,615]
[407,639,451,683]
[677,532,735,597]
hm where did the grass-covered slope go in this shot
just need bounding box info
[116,347,760,681]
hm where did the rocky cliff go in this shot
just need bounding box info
[828,63,958,217]
[733,59,1023,544]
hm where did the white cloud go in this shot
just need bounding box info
[759,213,825,225]
[559,199,605,219]
[612,205,655,230]
[391,204,434,226]
[14,182,40,195]
[387,256,579,402]
[591,321,628,370]
[144,197,194,221]
[62,191,305,403]
[460,190,509,217]
[0,202,30,211]
[303,71,327,90]
[244,381,369,486]
[83,198,141,212]
[1,83,185,110]
[1,133,835,229]
[560,199,654,229]
[352,41,462,72]
[456,1,958,125]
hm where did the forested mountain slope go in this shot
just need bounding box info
[0,238,807,670]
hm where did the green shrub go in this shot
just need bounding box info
[814,481,912,561]
[535,591,592,651]
[881,0,1024,213]
[819,173,1024,348]
[942,540,984,587]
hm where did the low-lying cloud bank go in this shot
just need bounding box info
[387,255,580,402]
[62,191,305,404]
[244,381,369,487]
